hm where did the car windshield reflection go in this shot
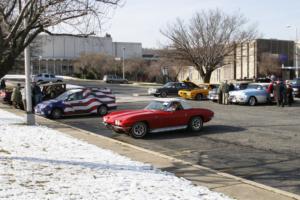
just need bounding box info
[144,101,170,111]
[163,82,173,88]
[55,89,81,101]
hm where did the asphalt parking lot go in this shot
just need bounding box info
[57,80,300,195]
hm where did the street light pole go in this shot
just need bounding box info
[122,47,125,79]
[23,1,35,125]
[295,28,298,78]
[287,25,299,78]
[39,56,42,74]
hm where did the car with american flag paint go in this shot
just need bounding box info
[35,87,116,119]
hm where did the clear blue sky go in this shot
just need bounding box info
[105,0,300,48]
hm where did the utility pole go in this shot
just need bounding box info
[122,47,125,79]
[24,0,35,125]
[296,28,298,78]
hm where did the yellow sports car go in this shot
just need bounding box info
[178,83,218,100]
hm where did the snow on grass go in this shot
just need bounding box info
[0,109,232,200]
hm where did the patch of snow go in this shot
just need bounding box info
[66,84,84,89]
[56,75,78,80]
[2,74,25,80]
[0,109,232,200]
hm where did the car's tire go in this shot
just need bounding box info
[188,116,203,132]
[195,94,203,101]
[56,80,63,82]
[51,108,63,119]
[153,94,159,97]
[97,105,108,116]
[160,91,167,98]
[248,96,257,106]
[130,122,148,139]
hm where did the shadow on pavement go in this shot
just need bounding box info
[144,125,246,140]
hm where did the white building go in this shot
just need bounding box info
[31,34,142,75]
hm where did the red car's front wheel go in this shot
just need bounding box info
[130,122,148,139]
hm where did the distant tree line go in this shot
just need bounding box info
[73,52,184,83]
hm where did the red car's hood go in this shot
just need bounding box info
[104,109,156,123]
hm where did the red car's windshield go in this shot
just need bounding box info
[144,101,170,111]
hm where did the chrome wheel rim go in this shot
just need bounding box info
[99,106,107,115]
[249,97,256,106]
[52,110,61,119]
[132,123,146,136]
[191,117,203,131]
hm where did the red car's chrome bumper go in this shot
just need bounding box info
[103,122,130,133]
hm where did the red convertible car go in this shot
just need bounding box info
[103,98,214,138]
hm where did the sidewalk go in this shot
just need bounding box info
[1,104,299,200]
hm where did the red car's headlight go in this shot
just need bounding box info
[115,120,122,126]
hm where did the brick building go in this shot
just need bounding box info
[178,39,296,83]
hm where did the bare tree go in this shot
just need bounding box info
[74,53,117,79]
[0,0,121,78]
[258,53,282,77]
[161,9,257,83]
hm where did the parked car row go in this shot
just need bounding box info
[148,81,218,100]
[148,78,298,107]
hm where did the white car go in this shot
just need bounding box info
[228,83,271,106]
[32,73,63,83]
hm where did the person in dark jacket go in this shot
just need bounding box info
[286,81,293,106]
[274,81,281,107]
[32,82,43,107]
[0,78,6,89]
[217,82,223,104]
[229,83,235,92]
[275,80,286,107]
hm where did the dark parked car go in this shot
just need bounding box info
[291,78,300,97]
[103,75,128,84]
[148,81,198,97]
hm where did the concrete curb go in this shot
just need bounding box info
[1,104,299,200]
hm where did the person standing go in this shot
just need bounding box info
[217,82,223,104]
[32,82,43,107]
[281,81,287,107]
[229,82,235,92]
[21,87,26,111]
[277,80,286,107]
[11,83,22,109]
[274,81,281,107]
[0,78,6,90]
[286,81,293,106]
[223,80,229,105]
[266,80,274,103]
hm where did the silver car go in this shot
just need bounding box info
[228,83,271,106]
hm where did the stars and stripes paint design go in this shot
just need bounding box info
[63,88,116,115]
[35,87,117,117]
